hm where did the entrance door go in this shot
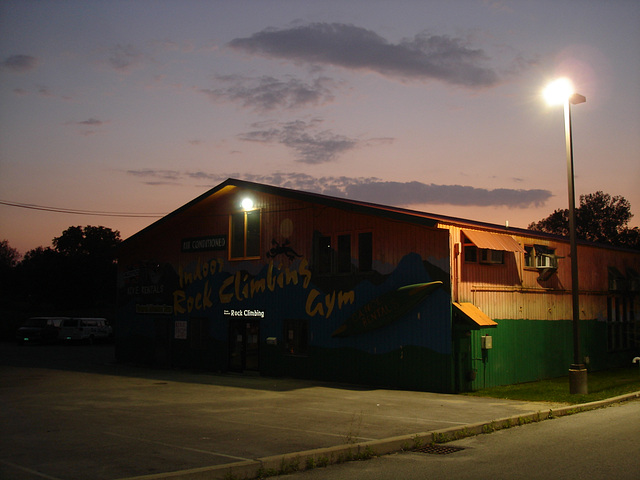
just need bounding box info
[229,320,260,372]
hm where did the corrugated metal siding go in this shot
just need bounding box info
[441,223,640,323]
[440,221,640,389]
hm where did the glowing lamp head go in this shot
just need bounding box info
[543,78,575,106]
[241,197,254,211]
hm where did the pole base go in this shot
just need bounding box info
[569,364,588,394]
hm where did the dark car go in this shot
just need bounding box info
[16,317,67,344]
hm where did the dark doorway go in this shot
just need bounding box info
[229,320,260,372]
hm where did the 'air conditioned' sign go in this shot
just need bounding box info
[181,235,227,253]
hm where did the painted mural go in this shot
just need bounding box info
[332,281,443,337]
[118,238,452,390]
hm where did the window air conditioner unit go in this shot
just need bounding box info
[536,254,557,269]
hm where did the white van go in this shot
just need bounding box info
[59,318,112,344]
[16,317,67,344]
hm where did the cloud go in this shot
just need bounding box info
[200,74,337,112]
[343,180,551,208]
[77,118,106,126]
[37,85,55,97]
[64,117,108,135]
[11,85,71,100]
[126,170,551,209]
[1,54,38,73]
[228,23,499,87]
[126,169,182,185]
[107,44,144,72]
[238,119,358,164]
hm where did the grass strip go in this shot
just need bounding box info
[465,366,640,404]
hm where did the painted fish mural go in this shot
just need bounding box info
[331,281,443,337]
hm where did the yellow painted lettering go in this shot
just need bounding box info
[234,271,242,301]
[251,278,266,297]
[242,274,249,299]
[306,289,325,317]
[267,261,276,291]
[299,258,311,288]
[203,281,213,308]
[173,290,186,314]
[219,276,234,304]
[187,296,194,313]
[285,267,298,286]
[201,259,208,278]
[339,290,355,308]
[194,258,202,281]
[325,291,336,318]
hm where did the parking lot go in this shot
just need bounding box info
[1,342,563,480]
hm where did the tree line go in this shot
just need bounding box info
[0,226,121,339]
[528,191,640,249]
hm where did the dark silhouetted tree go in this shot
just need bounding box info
[529,191,640,250]
[0,240,21,299]
[0,239,20,268]
[52,226,121,309]
[15,226,121,311]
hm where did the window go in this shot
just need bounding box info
[464,245,478,263]
[534,245,557,269]
[337,234,352,273]
[524,246,535,267]
[463,243,502,264]
[480,249,504,264]
[463,235,477,263]
[314,231,373,274]
[283,319,308,356]
[607,296,633,352]
[524,245,557,269]
[230,210,261,259]
[358,232,373,272]
[317,235,332,274]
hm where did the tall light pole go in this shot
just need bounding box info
[543,78,588,394]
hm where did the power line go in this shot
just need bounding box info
[0,200,166,218]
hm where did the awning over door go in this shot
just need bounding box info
[462,229,524,253]
[453,302,498,328]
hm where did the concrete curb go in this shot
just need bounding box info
[117,391,640,480]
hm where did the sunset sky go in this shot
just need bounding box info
[1,0,639,255]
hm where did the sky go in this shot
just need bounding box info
[1,0,639,255]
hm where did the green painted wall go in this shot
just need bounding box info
[465,318,632,390]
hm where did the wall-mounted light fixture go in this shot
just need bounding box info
[241,197,254,211]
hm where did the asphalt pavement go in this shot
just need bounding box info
[1,342,637,480]
[278,399,640,480]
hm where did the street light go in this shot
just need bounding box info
[543,78,588,394]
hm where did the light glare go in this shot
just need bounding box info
[241,198,254,210]
[543,78,575,106]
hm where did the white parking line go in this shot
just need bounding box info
[103,432,252,461]
[0,459,64,480]
[216,417,378,441]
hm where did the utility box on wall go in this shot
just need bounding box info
[481,335,493,350]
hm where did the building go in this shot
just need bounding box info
[116,179,640,392]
